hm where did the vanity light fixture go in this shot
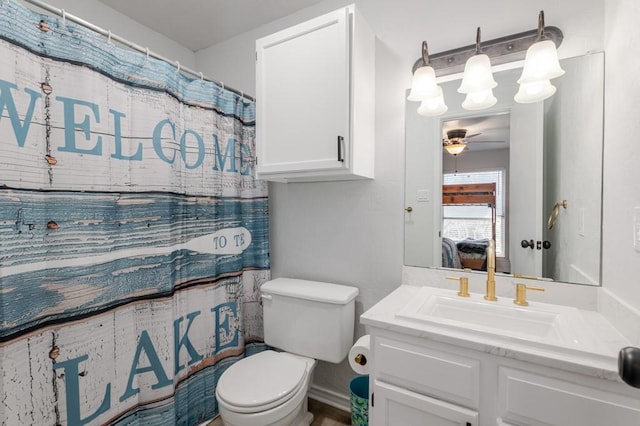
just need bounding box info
[458,27,497,111]
[408,11,563,115]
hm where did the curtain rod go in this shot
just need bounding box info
[18,0,255,102]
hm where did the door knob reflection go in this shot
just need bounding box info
[521,239,534,249]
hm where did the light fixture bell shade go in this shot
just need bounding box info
[517,39,565,84]
[514,79,557,103]
[417,86,448,116]
[444,142,466,156]
[462,88,497,111]
[458,54,497,94]
[407,65,440,101]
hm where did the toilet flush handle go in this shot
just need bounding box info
[261,294,272,301]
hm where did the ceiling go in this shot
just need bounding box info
[99,0,328,51]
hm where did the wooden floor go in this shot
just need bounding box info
[309,398,351,426]
[205,398,350,425]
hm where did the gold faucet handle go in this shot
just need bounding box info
[514,283,545,306]
[446,276,470,297]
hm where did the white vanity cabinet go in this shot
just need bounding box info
[367,329,640,426]
[255,4,374,182]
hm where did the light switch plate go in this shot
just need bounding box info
[578,208,585,236]
[417,189,430,202]
[634,207,640,252]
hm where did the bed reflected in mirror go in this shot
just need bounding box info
[441,182,497,272]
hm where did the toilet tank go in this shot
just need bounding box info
[261,278,359,363]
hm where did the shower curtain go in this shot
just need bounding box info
[0,1,269,425]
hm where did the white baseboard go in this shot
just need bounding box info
[308,384,351,413]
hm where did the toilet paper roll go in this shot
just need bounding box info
[348,335,371,375]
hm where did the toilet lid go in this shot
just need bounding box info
[217,351,308,412]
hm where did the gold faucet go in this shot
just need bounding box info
[485,240,497,301]
[446,276,470,297]
[514,283,545,306]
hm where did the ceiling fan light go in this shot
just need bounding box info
[444,143,467,156]
[417,86,448,116]
[461,88,497,110]
[514,79,557,103]
[458,54,497,94]
[407,65,440,101]
[517,39,565,84]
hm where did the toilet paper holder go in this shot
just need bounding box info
[354,353,367,366]
[349,334,371,374]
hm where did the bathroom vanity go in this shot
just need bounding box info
[361,285,640,426]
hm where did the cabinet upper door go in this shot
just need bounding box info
[256,8,350,175]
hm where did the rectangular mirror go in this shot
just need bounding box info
[404,52,604,286]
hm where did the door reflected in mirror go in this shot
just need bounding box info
[404,53,604,286]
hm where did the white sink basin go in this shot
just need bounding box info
[396,287,600,352]
[420,295,564,339]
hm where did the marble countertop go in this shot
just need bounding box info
[360,285,631,382]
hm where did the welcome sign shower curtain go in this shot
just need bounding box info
[0,1,269,424]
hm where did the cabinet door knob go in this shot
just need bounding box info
[405,206,413,213]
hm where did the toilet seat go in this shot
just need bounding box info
[216,351,308,414]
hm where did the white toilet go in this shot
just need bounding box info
[215,277,359,426]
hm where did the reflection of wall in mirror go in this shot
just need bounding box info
[404,92,440,268]
[543,53,604,285]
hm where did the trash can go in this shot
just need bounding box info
[349,375,369,426]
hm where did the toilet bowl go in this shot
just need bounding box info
[215,351,316,426]
[215,278,359,426]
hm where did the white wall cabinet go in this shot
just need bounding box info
[367,330,640,426]
[255,4,374,182]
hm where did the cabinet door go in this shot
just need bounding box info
[498,367,640,426]
[374,380,478,426]
[256,8,350,175]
